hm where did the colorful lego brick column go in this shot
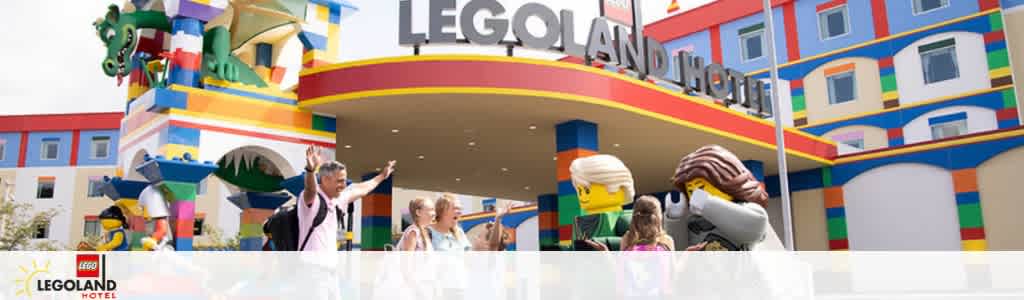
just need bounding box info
[952,168,987,251]
[879,56,900,109]
[789,79,808,126]
[229,192,291,250]
[361,172,392,251]
[537,194,559,249]
[136,153,218,251]
[299,2,344,68]
[997,88,1019,128]
[99,177,151,250]
[555,120,598,247]
[164,0,228,87]
[986,10,1013,87]
[160,125,201,159]
[887,128,904,147]
[822,167,849,250]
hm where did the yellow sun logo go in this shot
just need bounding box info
[13,260,50,298]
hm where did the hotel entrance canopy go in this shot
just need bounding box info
[298,55,835,200]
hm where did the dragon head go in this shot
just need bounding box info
[95,5,139,85]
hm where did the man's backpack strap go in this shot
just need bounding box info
[300,192,330,251]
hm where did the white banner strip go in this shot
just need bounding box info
[2,252,1023,300]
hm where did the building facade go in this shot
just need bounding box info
[0,113,246,248]
[644,0,1024,250]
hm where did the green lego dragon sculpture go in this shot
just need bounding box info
[93,4,268,87]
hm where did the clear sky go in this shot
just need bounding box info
[0,0,712,116]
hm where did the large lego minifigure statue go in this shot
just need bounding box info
[667,145,775,251]
[569,154,635,250]
[138,185,173,251]
[95,206,129,251]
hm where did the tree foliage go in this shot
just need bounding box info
[0,200,63,251]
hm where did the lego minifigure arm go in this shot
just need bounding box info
[142,218,170,250]
[96,231,124,251]
[690,190,768,244]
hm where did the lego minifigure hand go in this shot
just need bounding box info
[688,189,716,216]
[141,237,157,251]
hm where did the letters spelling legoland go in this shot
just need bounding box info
[399,0,771,115]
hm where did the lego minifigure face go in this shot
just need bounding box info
[100,219,123,230]
[685,178,734,202]
[576,183,626,213]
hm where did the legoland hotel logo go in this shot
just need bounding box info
[14,254,118,299]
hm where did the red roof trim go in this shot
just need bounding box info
[644,0,794,43]
[0,112,123,132]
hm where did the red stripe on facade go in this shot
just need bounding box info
[299,59,837,160]
[118,123,169,152]
[816,0,848,12]
[167,120,335,148]
[790,78,803,89]
[70,130,80,166]
[886,127,903,139]
[997,108,1018,120]
[828,239,849,250]
[960,227,986,240]
[0,112,122,132]
[644,0,794,42]
[709,25,723,64]
[984,31,1006,44]
[978,0,1000,11]
[783,2,801,62]
[879,57,894,68]
[17,132,28,167]
[870,0,890,38]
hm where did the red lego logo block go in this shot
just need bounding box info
[77,254,100,278]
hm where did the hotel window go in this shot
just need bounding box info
[87,178,104,198]
[40,138,59,160]
[818,5,849,40]
[739,23,766,62]
[84,219,100,237]
[36,178,54,199]
[919,38,959,84]
[91,136,110,159]
[913,0,949,15]
[841,138,865,150]
[0,142,5,161]
[34,222,49,239]
[929,112,968,140]
[827,71,857,104]
[193,218,205,236]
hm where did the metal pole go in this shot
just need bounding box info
[762,0,795,251]
[631,0,646,80]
